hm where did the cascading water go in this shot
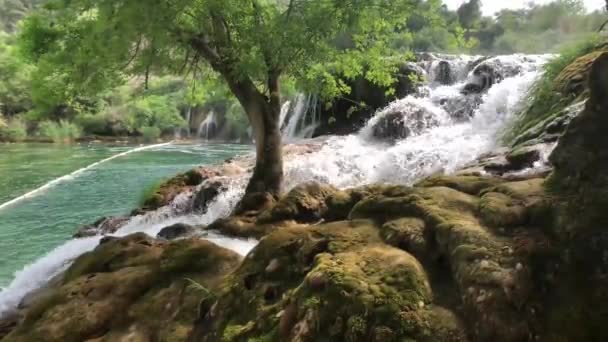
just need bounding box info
[0,54,552,318]
[284,54,550,188]
[185,106,192,137]
[198,111,217,140]
[281,94,319,141]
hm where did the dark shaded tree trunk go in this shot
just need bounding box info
[225,73,284,199]
[189,38,284,200]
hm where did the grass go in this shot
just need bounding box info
[38,120,82,143]
[503,34,603,144]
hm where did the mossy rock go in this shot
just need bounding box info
[380,217,428,257]
[191,220,467,341]
[416,175,504,196]
[4,234,242,342]
[257,182,341,224]
[141,167,219,210]
[479,192,527,228]
[554,50,607,98]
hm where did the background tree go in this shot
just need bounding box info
[21,0,419,198]
[457,0,482,30]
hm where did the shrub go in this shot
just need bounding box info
[74,113,110,135]
[0,117,27,141]
[38,120,82,143]
[504,34,602,143]
[140,126,161,142]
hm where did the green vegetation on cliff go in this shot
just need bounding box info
[505,34,607,145]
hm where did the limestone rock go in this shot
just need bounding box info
[73,216,129,238]
[3,234,241,342]
[258,182,341,223]
[157,223,198,240]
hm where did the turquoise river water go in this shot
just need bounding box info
[0,142,251,288]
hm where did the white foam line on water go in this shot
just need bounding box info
[0,142,173,211]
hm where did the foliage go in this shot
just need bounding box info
[18,0,438,108]
[140,126,161,142]
[37,119,82,142]
[456,0,606,54]
[0,31,33,116]
[0,0,44,33]
[0,116,27,141]
[74,112,111,135]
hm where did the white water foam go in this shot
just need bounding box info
[0,236,101,316]
[284,63,546,188]
[0,142,173,212]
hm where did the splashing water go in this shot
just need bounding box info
[285,55,549,188]
[0,178,257,317]
[0,54,551,318]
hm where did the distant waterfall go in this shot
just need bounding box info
[281,94,319,141]
[198,111,217,140]
[185,106,192,137]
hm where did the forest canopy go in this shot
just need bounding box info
[0,0,605,145]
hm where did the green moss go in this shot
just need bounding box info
[415,175,504,196]
[222,322,255,341]
[139,179,164,207]
[478,192,527,227]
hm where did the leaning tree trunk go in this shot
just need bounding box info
[241,96,283,197]
[225,73,284,204]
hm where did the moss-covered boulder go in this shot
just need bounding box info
[257,182,342,224]
[3,234,242,342]
[141,168,220,211]
[191,220,467,342]
[549,52,608,230]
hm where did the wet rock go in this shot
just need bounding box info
[193,180,226,213]
[157,223,198,240]
[312,63,423,137]
[434,60,456,85]
[4,234,242,342]
[73,216,129,238]
[141,167,221,211]
[370,99,444,142]
[439,94,483,121]
[0,312,19,340]
[462,60,521,95]
[506,146,542,170]
[258,182,341,223]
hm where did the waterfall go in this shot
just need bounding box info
[279,100,291,131]
[281,94,319,141]
[0,54,553,319]
[185,106,192,137]
[197,111,217,140]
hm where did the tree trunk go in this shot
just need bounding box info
[241,96,284,197]
[188,38,284,201]
[225,74,284,201]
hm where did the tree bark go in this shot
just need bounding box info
[189,38,284,199]
[225,74,284,199]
